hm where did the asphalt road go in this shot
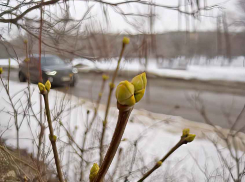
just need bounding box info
[6,70,245,129]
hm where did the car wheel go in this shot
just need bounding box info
[19,71,26,82]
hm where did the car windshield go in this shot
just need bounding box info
[41,56,66,66]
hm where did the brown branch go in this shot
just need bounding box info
[0,0,59,24]
[43,93,64,182]
[94,103,133,182]
[18,24,97,59]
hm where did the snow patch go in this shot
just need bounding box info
[0,80,244,181]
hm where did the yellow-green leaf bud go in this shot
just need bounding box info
[102,74,109,80]
[185,134,196,143]
[24,58,30,62]
[131,72,147,92]
[157,161,162,167]
[99,92,102,97]
[59,120,63,126]
[38,82,46,93]
[122,138,127,141]
[45,80,51,92]
[115,80,135,106]
[103,120,107,126]
[89,163,100,182]
[0,67,3,74]
[24,40,28,44]
[109,82,115,89]
[23,175,28,182]
[131,72,147,102]
[123,37,130,45]
[134,89,145,103]
[49,134,57,142]
[182,128,190,137]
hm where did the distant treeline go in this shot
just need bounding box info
[1,31,245,60]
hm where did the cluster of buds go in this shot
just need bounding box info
[115,72,147,106]
[89,163,100,182]
[38,80,51,94]
[181,128,196,143]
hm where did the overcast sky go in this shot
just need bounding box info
[0,0,242,40]
[67,0,240,33]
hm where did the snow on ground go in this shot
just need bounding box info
[1,56,245,83]
[0,80,244,181]
[0,58,20,68]
[72,56,245,82]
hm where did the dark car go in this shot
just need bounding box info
[18,55,78,86]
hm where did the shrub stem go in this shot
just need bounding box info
[94,103,133,182]
[43,93,64,182]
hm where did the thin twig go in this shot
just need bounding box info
[43,93,64,182]
[137,137,188,182]
[94,103,133,182]
[99,41,127,165]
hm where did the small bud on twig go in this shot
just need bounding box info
[137,128,196,182]
[123,37,130,45]
[102,74,109,80]
[45,80,51,92]
[182,128,190,137]
[49,134,57,142]
[59,120,63,126]
[89,163,100,182]
[131,72,147,102]
[181,128,195,143]
[24,40,28,44]
[185,134,196,143]
[23,175,28,182]
[38,82,46,94]
[24,58,30,63]
[109,82,115,89]
[156,161,162,167]
[0,67,3,74]
[115,80,135,106]
[103,120,107,126]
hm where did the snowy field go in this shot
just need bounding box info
[1,80,244,181]
[72,56,245,82]
[1,56,245,83]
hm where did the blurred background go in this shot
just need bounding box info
[1,1,245,181]
[1,0,245,128]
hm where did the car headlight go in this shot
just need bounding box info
[72,68,78,74]
[45,71,57,76]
